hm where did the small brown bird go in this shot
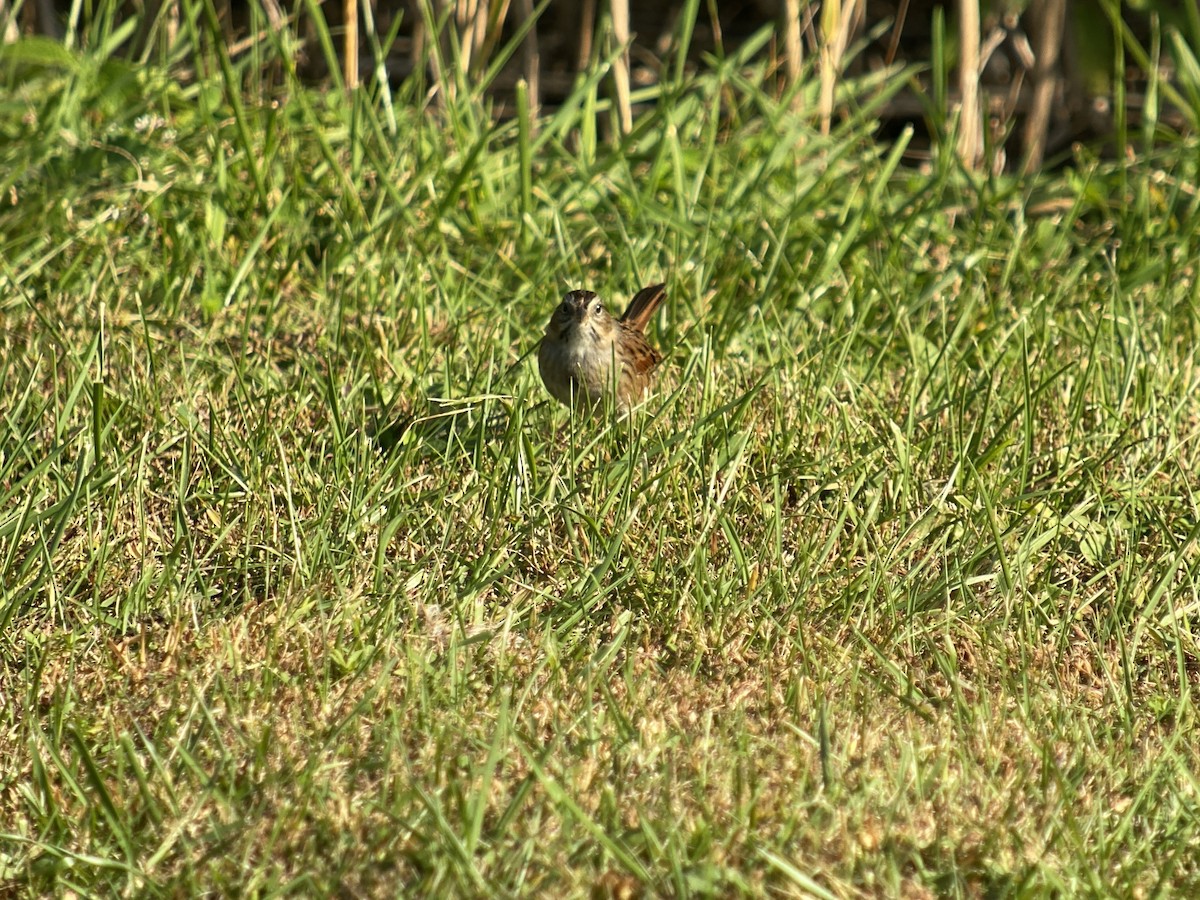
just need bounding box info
[538,283,666,413]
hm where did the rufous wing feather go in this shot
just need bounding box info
[619,283,666,334]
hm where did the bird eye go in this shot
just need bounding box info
[591,301,603,315]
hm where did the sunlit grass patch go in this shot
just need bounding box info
[2,3,1200,895]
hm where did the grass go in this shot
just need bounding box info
[2,4,1200,896]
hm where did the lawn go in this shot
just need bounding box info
[2,9,1200,897]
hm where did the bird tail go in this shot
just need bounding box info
[620,283,666,333]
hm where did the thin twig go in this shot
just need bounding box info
[884,0,910,68]
[578,0,596,69]
[1023,0,1067,173]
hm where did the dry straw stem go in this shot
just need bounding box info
[1,0,19,42]
[483,0,515,76]
[343,0,358,88]
[783,0,803,92]
[817,0,864,135]
[610,0,633,134]
[516,0,539,115]
[462,0,512,78]
[956,0,983,169]
[411,0,519,103]
[457,0,479,72]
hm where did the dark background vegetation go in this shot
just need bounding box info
[3,0,1198,172]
